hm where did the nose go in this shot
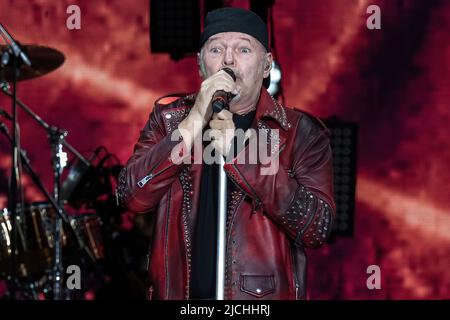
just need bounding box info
[222,47,235,67]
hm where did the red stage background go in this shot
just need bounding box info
[0,0,449,299]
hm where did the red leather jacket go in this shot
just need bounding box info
[117,87,335,300]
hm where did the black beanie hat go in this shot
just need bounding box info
[200,7,269,52]
[200,7,271,88]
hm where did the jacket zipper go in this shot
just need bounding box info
[290,246,301,300]
[137,162,175,188]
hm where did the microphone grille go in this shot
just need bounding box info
[222,67,236,82]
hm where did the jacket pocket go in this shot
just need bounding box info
[240,274,275,298]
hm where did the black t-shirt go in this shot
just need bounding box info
[190,110,256,299]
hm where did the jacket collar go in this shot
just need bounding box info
[254,87,291,131]
[182,87,291,131]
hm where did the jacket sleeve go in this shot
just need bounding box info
[223,114,336,249]
[117,103,188,213]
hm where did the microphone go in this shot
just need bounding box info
[212,67,236,113]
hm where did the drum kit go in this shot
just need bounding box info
[0,23,127,299]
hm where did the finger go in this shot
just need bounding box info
[213,80,236,94]
[209,119,221,129]
[202,79,231,93]
[208,129,222,140]
[206,84,235,100]
[217,69,236,82]
[208,72,237,90]
[209,119,234,130]
[210,138,226,156]
[206,72,235,86]
[216,109,233,120]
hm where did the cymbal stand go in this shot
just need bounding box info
[0,29,26,300]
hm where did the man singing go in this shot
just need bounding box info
[118,7,335,300]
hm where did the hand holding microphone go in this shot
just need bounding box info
[208,68,237,157]
[192,68,237,124]
[178,68,237,152]
[211,67,236,113]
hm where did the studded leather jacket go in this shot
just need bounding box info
[117,87,335,300]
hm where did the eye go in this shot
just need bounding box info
[240,47,251,54]
[210,47,222,54]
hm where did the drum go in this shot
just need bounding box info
[0,208,12,262]
[0,203,68,276]
[0,203,104,278]
[26,202,68,252]
[70,213,104,260]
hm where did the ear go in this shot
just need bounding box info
[263,52,273,79]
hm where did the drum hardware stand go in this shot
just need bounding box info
[0,119,104,299]
[0,92,104,299]
[0,121,39,300]
[0,74,99,300]
[49,127,67,299]
[0,23,30,300]
[0,24,103,299]
[0,82,90,167]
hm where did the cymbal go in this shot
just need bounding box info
[0,45,65,82]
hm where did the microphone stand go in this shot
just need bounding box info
[212,67,236,301]
[215,155,227,300]
[211,87,234,300]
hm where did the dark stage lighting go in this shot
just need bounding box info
[323,117,358,238]
[150,0,201,60]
